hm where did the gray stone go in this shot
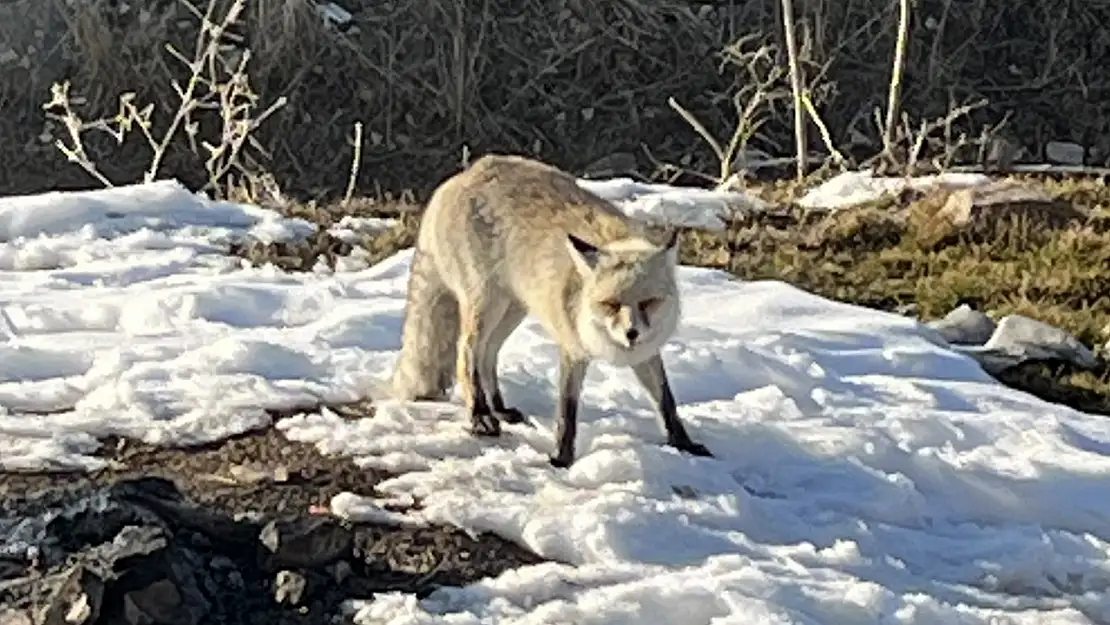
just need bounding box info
[330,560,352,585]
[34,565,103,625]
[0,609,32,625]
[928,304,997,345]
[121,579,188,625]
[935,180,1083,232]
[954,314,1097,374]
[1045,141,1086,166]
[273,570,307,606]
[581,152,639,179]
[894,302,919,317]
[258,517,353,571]
[982,135,1023,171]
[1,474,496,625]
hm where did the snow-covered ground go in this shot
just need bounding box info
[797,170,993,211]
[2,174,1109,623]
[578,177,773,229]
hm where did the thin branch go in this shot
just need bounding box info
[780,0,807,179]
[882,0,912,165]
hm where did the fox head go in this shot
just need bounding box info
[565,230,682,366]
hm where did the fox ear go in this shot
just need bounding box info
[566,233,601,273]
[657,228,680,265]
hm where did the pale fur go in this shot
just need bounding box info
[389,153,708,465]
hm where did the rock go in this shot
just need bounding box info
[35,565,104,625]
[953,314,1098,374]
[89,525,209,625]
[580,152,639,179]
[915,179,1085,245]
[894,302,919,317]
[1045,141,1085,166]
[7,484,219,625]
[0,609,32,625]
[64,591,95,624]
[2,474,532,625]
[987,315,1097,367]
[928,304,997,345]
[271,465,290,483]
[99,525,169,568]
[330,560,352,585]
[273,570,307,606]
[226,464,271,485]
[207,556,235,571]
[121,579,187,625]
[45,493,153,557]
[258,517,353,571]
[0,554,26,581]
[982,135,1023,171]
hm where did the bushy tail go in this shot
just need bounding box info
[389,245,459,401]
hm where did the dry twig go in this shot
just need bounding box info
[41,0,286,197]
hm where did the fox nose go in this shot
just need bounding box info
[625,328,639,343]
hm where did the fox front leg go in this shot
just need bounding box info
[631,354,712,458]
[550,354,589,468]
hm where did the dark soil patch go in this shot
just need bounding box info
[0,406,545,624]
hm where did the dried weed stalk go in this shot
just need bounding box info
[779,0,808,179]
[666,35,794,186]
[2,0,1106,198]
[867,96,993,174]
[41,0,286,198]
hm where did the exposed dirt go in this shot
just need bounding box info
[0,404,544,624]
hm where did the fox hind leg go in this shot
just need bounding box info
[479,303,527,424]
[456,295,501,437]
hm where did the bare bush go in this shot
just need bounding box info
[42,0,287,199]
[663,36,793,186]
[0,0,1104,197]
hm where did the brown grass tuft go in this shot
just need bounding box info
[906,184,1090,252]
[803,206,906,253]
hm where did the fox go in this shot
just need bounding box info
[388,153,712,468]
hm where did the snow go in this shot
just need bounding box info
[798,170,993,211]
[328,215,398,243]
[3,175,1110,623]
[578,177,773,230]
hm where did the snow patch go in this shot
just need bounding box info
[2,175,1108,623]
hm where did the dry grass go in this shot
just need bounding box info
[233,172,1110,415]
[2,0,1110,199]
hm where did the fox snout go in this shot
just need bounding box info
[609,322,643,348]
[602,301,655,349]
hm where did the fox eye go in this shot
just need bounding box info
[598,300,621,315]
[639,297,663,314]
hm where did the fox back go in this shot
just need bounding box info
[418,154,681,364]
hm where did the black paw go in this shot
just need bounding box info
[548,454,573,469]
[469,412,502,437]
[670,439,713,458]
[495,407,528,424]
